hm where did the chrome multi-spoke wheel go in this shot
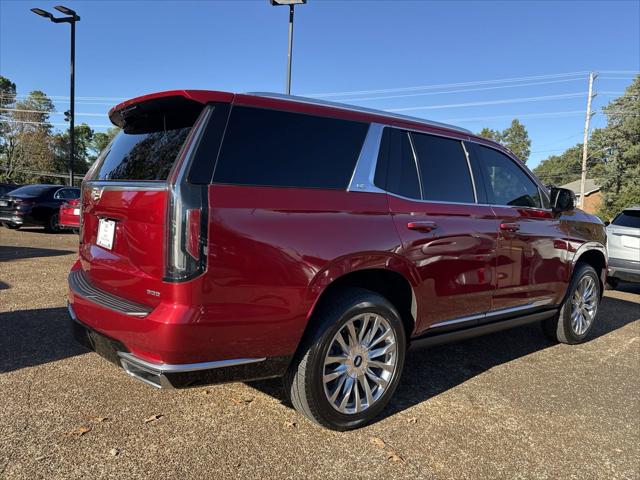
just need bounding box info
[542,263,601,345]
[570,275,598,335]
[322,313,398,414]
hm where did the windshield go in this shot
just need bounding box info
[611,210,640,229]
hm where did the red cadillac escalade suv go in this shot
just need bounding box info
[69,90,607,430]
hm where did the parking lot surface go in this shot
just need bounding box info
[1,227,638,479]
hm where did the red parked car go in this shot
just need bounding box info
[58,198,81,232]
[68,90,607,430]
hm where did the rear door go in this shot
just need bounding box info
[382,128,499,335]
[607,209,640,262]
[471,143,569,311]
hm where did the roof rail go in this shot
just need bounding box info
[246,92,473,135]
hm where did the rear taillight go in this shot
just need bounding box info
[164,105,214,282]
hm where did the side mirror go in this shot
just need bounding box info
[604,221,610,226]
[550,187,576,213]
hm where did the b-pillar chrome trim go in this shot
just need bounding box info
[347,123,386,194]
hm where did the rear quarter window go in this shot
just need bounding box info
[212,106,369,189]
[92,127,191,181]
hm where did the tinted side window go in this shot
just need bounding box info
[476,145,542,208]
[213,107,368,189]
[385,129,421,199]
[411,133,475,203]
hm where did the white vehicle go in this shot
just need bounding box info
[606,206,640,288]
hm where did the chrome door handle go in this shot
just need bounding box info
[407,221,437,232]
[500,222,520,232]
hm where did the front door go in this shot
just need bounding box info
[470,143,570,313]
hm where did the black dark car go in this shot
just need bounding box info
[0,184,80,232]
[0,183,21,197]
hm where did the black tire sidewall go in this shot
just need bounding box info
[46,213,60,233]
[558,264,601,343]
[304,293,406,430]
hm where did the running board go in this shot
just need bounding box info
[409,309,557,350]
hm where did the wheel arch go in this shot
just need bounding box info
[572,242,607,296]
[298,258,419,357]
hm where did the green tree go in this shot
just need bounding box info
[92,126,119,156]
[52,123,97,178]
[1,90,56,183]
[591,76,640,219]
[479,127,502,142]
[0,75,16,109]
[478,119,532,163]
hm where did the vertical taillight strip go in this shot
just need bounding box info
[164,105,215,282]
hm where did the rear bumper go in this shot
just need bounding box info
[59,211,80,228]
[68,269,291,388]
[608,257,640,283]
[68,303,289,388]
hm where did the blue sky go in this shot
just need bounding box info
[1,0,638,168]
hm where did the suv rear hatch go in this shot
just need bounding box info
[79,91,232,308]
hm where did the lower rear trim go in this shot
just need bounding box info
[68,303,290,389]
[410,309,558,350]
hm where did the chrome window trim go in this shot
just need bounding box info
[347,123,386,194]
[246,91,473,135]
[461,141,478,203]
[406,130,424,200]
[84,180,167,192]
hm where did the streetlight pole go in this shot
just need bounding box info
[31,5,80,186]
[270,0,306,95]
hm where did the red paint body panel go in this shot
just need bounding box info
[59,198,80,228]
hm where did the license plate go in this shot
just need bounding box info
[73,208,80,216]
[0,201,7,207]
[97,218,115,250]
[621,235,640,249]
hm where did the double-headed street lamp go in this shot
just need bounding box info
[270,0,306,95]
[31,5,80,186]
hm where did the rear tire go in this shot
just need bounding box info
[284,288,406,431]
[45,213,61,233]
[542,263,601,344]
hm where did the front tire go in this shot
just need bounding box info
[5,223,20,230]
[543,263,601,344]
[284,288,406,430]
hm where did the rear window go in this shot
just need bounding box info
[212,107,369,189]
[92,127,191,181]
[7,185,57,197]
[612,210,640,228]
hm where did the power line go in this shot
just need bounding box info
[0,118,111,128]
[389,92,587,112]
[0,107,107,117]
[441,110,586,123]
[327,78,587,103]
[305,71,590,98]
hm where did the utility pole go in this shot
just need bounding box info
[579,72,597,208]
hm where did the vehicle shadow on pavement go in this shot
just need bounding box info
[0,307,87,373]
[247,294,639,423]
[0,245,75,262]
